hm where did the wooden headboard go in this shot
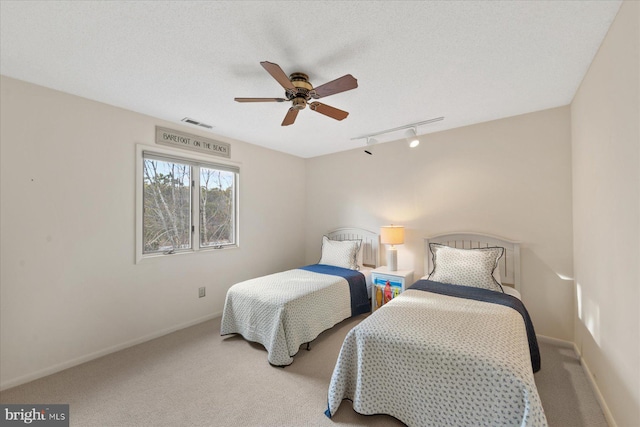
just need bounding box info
[424,232,521,291]
[327,227,380,268]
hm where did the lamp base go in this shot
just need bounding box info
[387,247,398,271]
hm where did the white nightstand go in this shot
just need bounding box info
[371,267,414,312]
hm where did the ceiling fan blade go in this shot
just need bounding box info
[260,61,296,92]
[309,102,349,121]
[312,74,358,98]
[235,97,286,102]
[281,108,299,126]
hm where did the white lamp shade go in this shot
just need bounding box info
[381,225,404,272]
[380,225,405,245]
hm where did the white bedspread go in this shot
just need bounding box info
[327,289,547,426]
[221,268,352,366]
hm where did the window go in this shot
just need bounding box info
[199,166,236,248]
[138,148,239,260]
[143,157,192,253]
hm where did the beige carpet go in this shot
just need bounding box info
[1,315,607,426]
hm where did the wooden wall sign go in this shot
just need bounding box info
[155,126,230,158]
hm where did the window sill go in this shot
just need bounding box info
[136,244,239,264]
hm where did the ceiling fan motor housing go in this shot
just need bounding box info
[288,72,313,109]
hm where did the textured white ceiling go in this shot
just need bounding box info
[0,1,621,158]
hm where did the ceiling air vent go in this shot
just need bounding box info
[181,117,214,129]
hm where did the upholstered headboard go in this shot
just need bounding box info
[327,227,380,268]
[424,232,521,291]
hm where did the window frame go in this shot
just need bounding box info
[135,144,240,263]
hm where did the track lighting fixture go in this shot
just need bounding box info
[351,117,444,150]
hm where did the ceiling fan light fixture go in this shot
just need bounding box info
[292,97,307,110]
[406,127,420,148]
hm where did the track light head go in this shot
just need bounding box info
[364,137,377,155]
[405,127,419,148]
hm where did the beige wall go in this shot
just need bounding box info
[305,106,574,341]
[0,76,307,389]
[571,1,640,426]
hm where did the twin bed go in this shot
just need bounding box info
[220,227,379,366]
[221,229,547,426]
[326,233,546,426]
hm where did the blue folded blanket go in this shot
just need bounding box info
[299,264,369,317]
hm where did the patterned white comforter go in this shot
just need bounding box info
[221,268,352,366]
[327,289,547,426]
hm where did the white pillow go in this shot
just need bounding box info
[428,243,504,292]
[319,236,361,270]
[493,263,502,286]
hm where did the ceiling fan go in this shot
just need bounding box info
[235,61,358,126]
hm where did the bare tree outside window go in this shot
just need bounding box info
[200,168,235,247]
[143,159,191,253]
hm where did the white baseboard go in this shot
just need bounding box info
[0,311,222,391]
[573,346,617,427]
[536,334,617,427]
[536,334,574,348]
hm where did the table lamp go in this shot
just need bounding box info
[380,225,404,271]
